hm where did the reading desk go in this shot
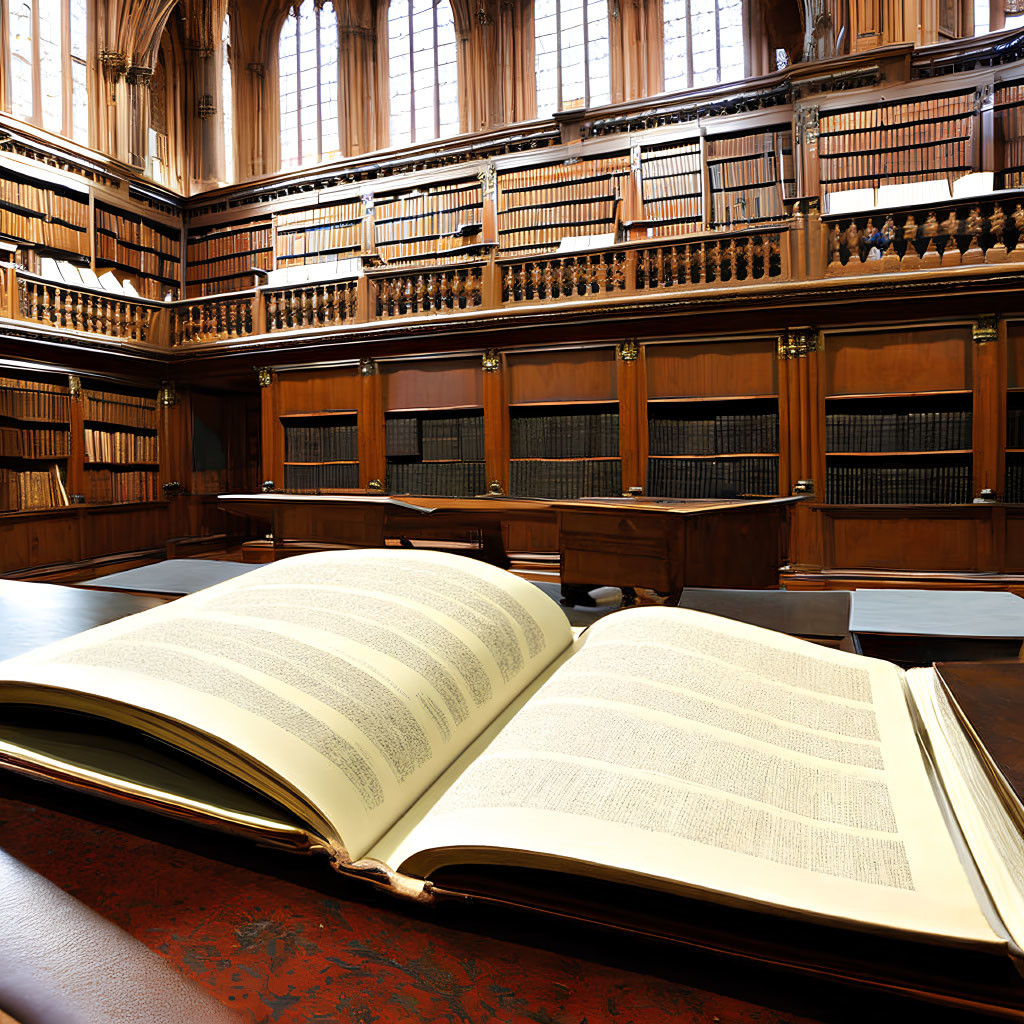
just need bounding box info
[217,493,799,599]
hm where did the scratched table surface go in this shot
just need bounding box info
[0,787,994,1024]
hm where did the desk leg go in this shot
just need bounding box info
[479,526,511,569]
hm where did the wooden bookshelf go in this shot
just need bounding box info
[821,329,974,505]
[0,166,89,257]
[497,155,629,255]
[373,179,484,265]
[382,357,485,497]
[81,387,160,503]
[706,128,794,230]
[996,80,1024,189]
[282,412,359,492]
[635,138,703,238]
[818,92,976,195]
[185,216,272,298]
[94,201,181,301]
[0,373,71,511]
[644,339,780,499]
[505,348,621,499]
[276,198,362,268]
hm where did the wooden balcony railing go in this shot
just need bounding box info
[264,280,358,332]
[634,230,786,289]
[824,197,1024,276]
[10,270,167,345]
[500,251,627,304]
[173,291,255,344]
[370,263,486,319]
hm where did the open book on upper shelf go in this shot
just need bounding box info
[1,549,1023,1016]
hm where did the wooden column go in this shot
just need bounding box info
[359,359,385,490]
[482,350,509,495]
[616,341,642,493]
[972,315,1005,499]
[66,375,85,500]
[258,368,278,487]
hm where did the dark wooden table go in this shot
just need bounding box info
[218,493,801,600]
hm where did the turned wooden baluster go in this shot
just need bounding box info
[466,269,481,306]
[425,273,438,311]
[413,274,425,313]
[437,272,451,310]
[527,262,541,299]
[343,282,355,321]
[265,292,276,331]
[503,264,515,302]
[541,262,553,300]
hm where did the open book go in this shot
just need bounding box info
[1,550,1023,1014]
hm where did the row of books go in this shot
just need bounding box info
[284,463,360,491]
[819,94,975,134]
[421,416,485,462]
[1007,406,1024,448]
[83,392,158,431]
[819,140,971,184]
[376,236,479,261]
[641,144,701,184]
[95,209,180,257]
[0,177,88,229]
[83,428,158,465]
[499,200,617,229]
[374,184,482,227]
[819,122,971,156]
[825,462,971,504]
[0,465,68,511]
[82,467,159,504]
[0,425,69,459]
[186,274,258,298]
[95,235,177,281]
[386,460,486,497]
[277,225,361,257]
[375,209,483,245]
[826,410,972,453]
[187,226,272,263]
[509,457,621,499]
[639,198,703,225]
[498,224,617,251]
[510,412,619,459]
[185,252,270,284]
[498,158,629,208]
[1005,457,1024,502]
[0,379,69,424]
[707,155,784,191]
[642,175,702,203]
[284,421,358,463]
[648,413,779,456]
[0,206,86,254]
[646,456,778,498]
[277,201,362,230]
[706,131,788,162]
[709,187,785,226]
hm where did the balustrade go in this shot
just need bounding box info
[501,252,626,304]
[16,275,157,344]
[373,266,484,319]
[264,281,357,332]
[174,293,254,344]
[635,233,785,290]
[824,199,1024,276]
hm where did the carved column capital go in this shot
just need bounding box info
[973,315,998,345]
[256,367,273,387]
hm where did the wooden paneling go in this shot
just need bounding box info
[506,349,618,405]
[276,368,362,415]
[645,340,778,399]
[1007,321,1024,390]
[824,327,973,397]
[822,507,991,572]
[383,358,483,411]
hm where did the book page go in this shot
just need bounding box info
[393,607,1002,948]
[905,667,1024,951]
[0,550,573,860]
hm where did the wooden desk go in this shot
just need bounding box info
[0,580,164,659]
[218,493,800,599]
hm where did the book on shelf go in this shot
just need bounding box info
[2,548,1024,1014]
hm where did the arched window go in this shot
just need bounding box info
[387,0,459,148]
[222,13,234,181]
[7,0,88,143]
[662,0,745,93]
[278,0,340,170]
[533,0,610,117]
